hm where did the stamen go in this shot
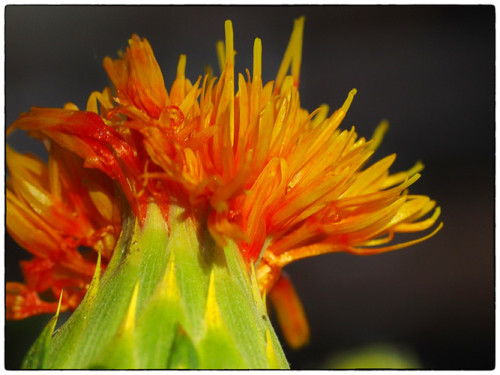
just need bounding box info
[275,16,305,93]
[224,20,235,146]
[367,119,389,151]
[216,40,225,74]
[290,16,304,87]
[253,38,262,80]
[342,88,357,113]
[224,20,235,67]
[177,54,187,79]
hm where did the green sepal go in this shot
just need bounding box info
[198,324,248,369]
[21,292,63,369]
[166,324,199,369]
[91,282,140,369]
[134,253,186,368]
[22,202,289,369]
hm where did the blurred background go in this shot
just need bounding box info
[5,5,494,369]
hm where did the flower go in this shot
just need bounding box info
[7,17,441,362]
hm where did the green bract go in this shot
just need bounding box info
[23,203,288,369]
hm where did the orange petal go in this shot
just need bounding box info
[104,34,167,118]
[6,282,63,320]
[269,273,310,350]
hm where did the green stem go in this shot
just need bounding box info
[23,202,289,369]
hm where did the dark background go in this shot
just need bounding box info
[5,5,495,369]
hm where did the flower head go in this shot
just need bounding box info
[7,18,441,350]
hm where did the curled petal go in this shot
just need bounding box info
[269,273,310,350]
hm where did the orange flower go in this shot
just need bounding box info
[6,141,121,319]
[7,18,441,348]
